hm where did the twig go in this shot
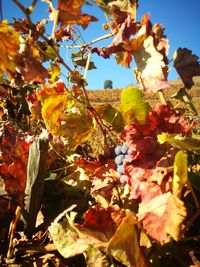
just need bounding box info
[51,10,59,40]
[83,52,91,81]
[61,33,113,49]
[12,0,34,28]
[184,209,200,234]
[6,206,22,261]
[181,88,198,116]
[29,0,38,13]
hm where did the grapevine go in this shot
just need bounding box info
[0,0,200,266]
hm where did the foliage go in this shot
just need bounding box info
[0,0,200,266]
[104,80,113,89]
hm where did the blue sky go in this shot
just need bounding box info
[3,0,200,89]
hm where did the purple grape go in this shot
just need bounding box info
[115,145,122,156]
[121,144,129,155]
[117,164,124,175]
[115,154,125,165]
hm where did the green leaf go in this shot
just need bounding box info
[120,86,149,125]
[107,210,148,267]
[95,103,124,132]
[86,246,110,267]
[173,151,188,197]
[49,213,89,258]
[157,133,200,152]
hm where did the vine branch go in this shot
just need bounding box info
[61,33,113,49]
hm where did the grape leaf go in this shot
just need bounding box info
[107,210,148,267]
[0,21,20,78]
[111,15,137,46]
[49,211,90,258]
[137,192,186,243]
[173,150,188,197]
[134,35,169,93]
[58,0,98,30]
[121,86,149,124]
[60,112,95,150]
[94,0,138,22]
[17,56,49,83]
[48,62,61,83]
[0,124,33,204]
[38,81,68,135]
[95,103,124,132]
[38,81,95,150]
[26,91,42,120]
[49,205,126,259]
[157,133,200,152]
[173,48,200,89]
[120,104,192,201]
[86,246,110,267]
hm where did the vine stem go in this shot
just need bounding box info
[29,0,38,13]
[181,88,198,116]
[61,33,113,49]
[83,52,91,81]
[6,206,22,261]
[51,10,59,40]
[12,0,33,27]
[184,209,200,234]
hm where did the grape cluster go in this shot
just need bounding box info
[114,144,129,175]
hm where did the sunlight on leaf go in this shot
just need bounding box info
[49,212,89,258]
[173,150,188,197]
[38,81,95,150]
[121,86,149,124]
[134,35,169,93]
[0,21,20,78]
[157,133,200,152]
[108,210,148,267]
[138,192,186,243]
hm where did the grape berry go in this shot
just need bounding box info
[114,144,129,175]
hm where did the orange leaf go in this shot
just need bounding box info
[0,21,20,78]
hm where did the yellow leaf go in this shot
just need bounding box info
[0,21,20,78]
[38,81,95,151]
[173,150,188,197]
[107,210,148,267]
[38,81,68,135]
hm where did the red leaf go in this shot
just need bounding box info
[76,205,126,241]
[0,124,33,203]
[120,105,191,200]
